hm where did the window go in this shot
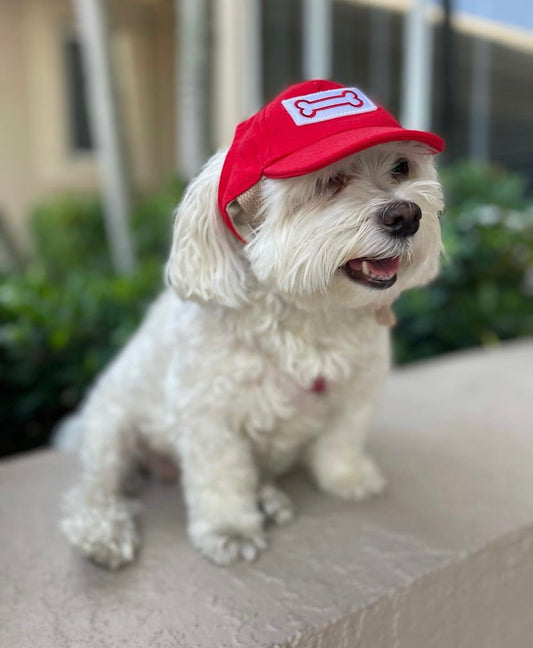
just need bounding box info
[64,37,94,152]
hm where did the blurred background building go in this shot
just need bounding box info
[1,0,532,257]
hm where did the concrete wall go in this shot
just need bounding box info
[1,341,532,646]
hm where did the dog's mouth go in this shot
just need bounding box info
[341,256,399,289]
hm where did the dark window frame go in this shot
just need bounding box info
[63,34,94,153]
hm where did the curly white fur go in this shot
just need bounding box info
[61,142,443,567]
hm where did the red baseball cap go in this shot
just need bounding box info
[218,80,444,241]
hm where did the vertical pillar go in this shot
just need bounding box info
[303,0,332,80]
[401,0,434,130]
[176,0,209,179]
[469,38,491,161]
[241,0,262,116]
[213,0,262,147]
[73,0,136,274]
[369,8,392,105]
[438,0,455,143]
[213,0,243,147]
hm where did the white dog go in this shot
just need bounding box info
[61,82,444,567]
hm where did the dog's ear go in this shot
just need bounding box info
[166,152,249,308]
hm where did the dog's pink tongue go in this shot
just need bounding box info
[348,257,400,276]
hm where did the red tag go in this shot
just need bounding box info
[311,377,326,394]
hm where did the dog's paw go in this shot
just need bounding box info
[192,528,267,566]
[258,484,295,526]
[313,454,387,502]
[61,492,140,569]
[190,513,266,566]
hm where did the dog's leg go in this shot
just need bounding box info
[257,483,295,526]
[61,407,141,569]
[178,418,266,565]
[304,401,387,501]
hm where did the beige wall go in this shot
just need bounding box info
[0,1,35,249]
[0,0,175,251]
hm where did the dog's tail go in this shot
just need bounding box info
[51,412,85,454]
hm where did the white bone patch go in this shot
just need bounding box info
[282,87,377,126]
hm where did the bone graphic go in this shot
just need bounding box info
[294,90,364,118]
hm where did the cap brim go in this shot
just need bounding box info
[263,126,444,179]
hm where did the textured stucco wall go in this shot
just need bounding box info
[1,341,532,647]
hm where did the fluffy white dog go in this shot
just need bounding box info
[61,82,444,568]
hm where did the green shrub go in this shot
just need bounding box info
[0,261,162,456]
[0,178,185,456]
[132,176,186,259]
[30,176,185,277]
[440,160,528,211]
[32,195,111,276]
[394,162,533,363]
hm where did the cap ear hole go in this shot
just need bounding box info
[229,182,264,240]
[227,200,246,224]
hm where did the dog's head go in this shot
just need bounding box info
[166,140,443,310]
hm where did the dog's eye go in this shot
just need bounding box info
[325,173,350,195]
[391,158,410,181]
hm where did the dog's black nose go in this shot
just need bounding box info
[379,201,421,237]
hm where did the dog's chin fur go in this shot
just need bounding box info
[61,142,444,568]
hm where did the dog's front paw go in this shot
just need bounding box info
[189,513,266,566]
[312,454,387,502]
[61,490,140,569]
[258,484,295,526]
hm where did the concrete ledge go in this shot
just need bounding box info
[1,340,533,647]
